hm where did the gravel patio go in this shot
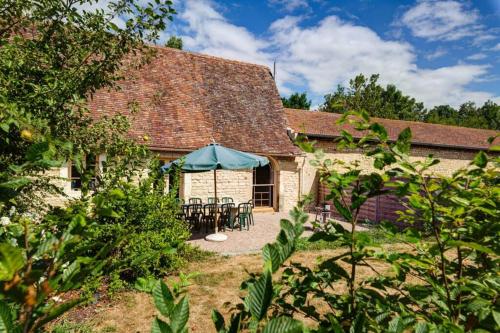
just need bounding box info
[188,212,367,255]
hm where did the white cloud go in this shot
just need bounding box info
[425,48,447,60]
[268,0,309,12]
[399,1,482,41]
[179,0,271,66]
[466,53,487,61]
[492,43,500,51]
[176,0,498,108]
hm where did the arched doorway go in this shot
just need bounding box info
[252,163,274,208]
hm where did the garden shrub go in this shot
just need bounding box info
[88,167,190,283]
[0,0,177,330]
[43,158,191,288]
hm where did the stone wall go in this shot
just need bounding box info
[299,138,485,208]
[183,169,253,204]
[278,158,300,213]
[44,142,481,214]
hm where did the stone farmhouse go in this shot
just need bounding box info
[55,47,496,216]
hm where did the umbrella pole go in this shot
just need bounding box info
[214,169,218,234]
[205,169,227,242]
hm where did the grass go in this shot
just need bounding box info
[54,241,411,333]
[51,321,94,333]
[296,225,403,251]
[52,222,414,332]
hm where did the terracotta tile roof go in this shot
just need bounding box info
[285,108,498,150]
[88,47,299,156]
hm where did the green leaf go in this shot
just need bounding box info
[319,258,349,279]
[387,316,404,333]
[0,301,13,333]
[32,298,84,330]
[492,310,500,327]
[0,177,31,190]
[211,309,226,333]
[447,241,494,254]
[245,270,273,320]
[333,198,352,221]
[262,316,303,333]
[395,127,412,154]
[262,244,282,273]
[227,313,242,333]
[370,122,388,141]
[467,297,491,312]
[153,280,174,317]
[151,318,172,333]
[472,151,488,168]
[414,322,428,333]
[135,277,157,293]
[170,296,189,333]
[0,243,25,281]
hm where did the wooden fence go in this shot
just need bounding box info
[317,183,409,227]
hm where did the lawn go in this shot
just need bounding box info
[51,241,411,333]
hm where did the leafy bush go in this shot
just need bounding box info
[0,207,116,332]
[87,165,190,283]
[208,112,500,332]
[0,0,178,330]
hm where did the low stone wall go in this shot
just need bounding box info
[300,139,483,211]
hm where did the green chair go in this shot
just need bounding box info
[221,197,233,204]
[186,203,202,230]
[189,197,202,204]
[201,203,218,233]
[235,203,252,231]
[220,203,235,231]
[207,197,219,204]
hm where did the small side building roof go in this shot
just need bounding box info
[88,47,300,156]
[285,108,498,151]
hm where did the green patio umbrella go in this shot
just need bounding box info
[162,143,269,241]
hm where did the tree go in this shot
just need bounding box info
[166,36,183,49]
[424,101,500,130]
[478,100,500,130]
[424,104,459,125]
[0,0,177,331]
[281,92,311,110]
[320,74,424,121]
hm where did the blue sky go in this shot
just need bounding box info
[164,0,500,109]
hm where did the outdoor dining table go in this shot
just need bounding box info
[181,203,239,229]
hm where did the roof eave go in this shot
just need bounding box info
[148,144,301,157]
[301,133,489,151]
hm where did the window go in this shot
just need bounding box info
[69,155,98,190]
[160,158,180,198]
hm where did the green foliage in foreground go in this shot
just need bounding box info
[0,0,185,331]
[150,113,498,332]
